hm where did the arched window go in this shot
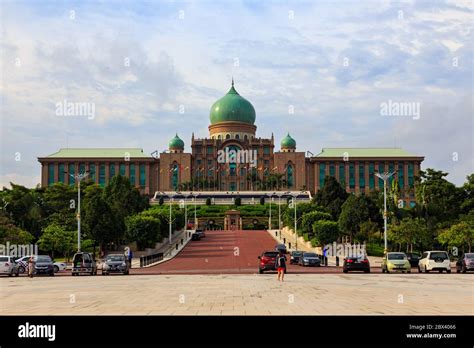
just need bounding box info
[244,135,248,141]
[218,135,222,140]
[287,164,294,188]
[235,134,240,139]
[226,134,230,139]
[171,163,179,189]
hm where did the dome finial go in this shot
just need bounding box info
[231,76,234,87]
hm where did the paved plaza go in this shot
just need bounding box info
[1,273,472,315]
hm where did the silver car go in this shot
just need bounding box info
[0,255,20,276]
[102,254,130,275]
[298,252,321,267]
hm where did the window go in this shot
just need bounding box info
[58,163,65,183]
[230,163,236,176]
[207,146,213,154]
[226,134,230,139]
[99,164,106,187]
[244,135,248,141]
[339,163,345,187]
[240,167,246,176]
[207,160,213,166]
[408,162,414,187]
[130,164,135,185]
[398,163,404,188]
[48,163,55,185]
[369,162,375,189]
[89,164,96,182]
[235,134,240,139]
[329,162,335,177]
[69,164,75,185]
[79,163,86,175]
[171,164,179,189]
[110,163,116,179]
[359,163,365,189]
[319,163,326,188]
[264,147,270,155]
[388,162,395,184]
[287,164,294,188]
[119,163,126,176]
[218,135,222,140]
[139,164,146,186]
[349,163,355,189]
[378,163,385,189]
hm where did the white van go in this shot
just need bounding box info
[418,251,451,273]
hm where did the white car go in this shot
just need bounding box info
[53,261,67,273]
[418,251,451,273]
[0,255,20,276]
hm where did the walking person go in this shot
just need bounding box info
[276,251,287,282]
[27,256,35,278]
[128,249,133,269]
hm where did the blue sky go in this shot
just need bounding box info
[0,0,473,187]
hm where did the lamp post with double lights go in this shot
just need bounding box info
[374,171,396,255]
[65,171,89,252]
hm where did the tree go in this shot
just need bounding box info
[312,220,339,246]
[103,175,148,245]
[0,215,34,244]
[388,217,430,252]
[82,184,116,254]
[460,174,474,214]
[37,223,75,259]
[338,195,369,239]
[313,176,348,219]
[356,220,379,243]
[301,210,333,235]
[125,214,162,250]
[415,169,463,228]
[438,218,474,253]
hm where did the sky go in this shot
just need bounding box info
[0,0,473,188]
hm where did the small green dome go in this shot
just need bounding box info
[281,133,296,148]
[209,80,256,125]
[169,134,184,149]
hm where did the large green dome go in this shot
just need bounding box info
[169,134,184,149]
[281,133,296,148]
[209,81,256,125]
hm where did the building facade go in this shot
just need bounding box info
[38,81,424,205]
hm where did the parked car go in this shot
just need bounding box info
[298,252,321,267]
[15,255,31,274]
[456,253,474,273]
[72,252,97,276]
[258,251,285,274]
[382,252,411,273]
[405,252,421,267]
[195,229,206,238]
[34,255,55,276]
[418,251,451,273]
[275,244,287,254]
[191,233,201,241]
[290,251,303,264]
[53,261,67,273]
[343,256,370,273]
[0,255,20,276]
[102,254,129,275]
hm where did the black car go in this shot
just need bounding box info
[406,252,421,267]
[195,229,206,238]
[456,253,474,273]
[102,254,129,275]
[290,251,303,264]
[298,252,321,267]
[191,233,201,241]
[34,255,55,276]
[343,256,370,273]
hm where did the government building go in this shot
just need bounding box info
[38,81,424,206]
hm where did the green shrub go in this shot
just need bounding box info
[366,242,385,256]
[303,233,310,242]
[310,238,318,247]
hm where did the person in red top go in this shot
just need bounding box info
[276,252,287,282]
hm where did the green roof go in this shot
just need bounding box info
[209,80,256,125]
[169,134,184,149]
[281,132,296,148]
[45,148,152,158]
[315,148,421,158]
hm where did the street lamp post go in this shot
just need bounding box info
[374,172,395,254]
[268,194,273,230]
[65,171,89,252]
